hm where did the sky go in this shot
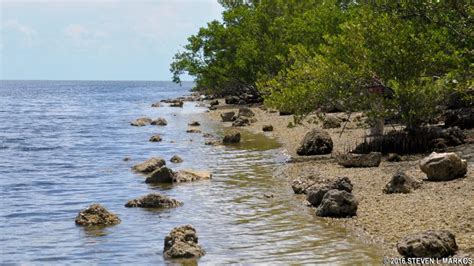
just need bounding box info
[0,0,223,81]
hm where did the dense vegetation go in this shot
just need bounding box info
[171,0,472,129]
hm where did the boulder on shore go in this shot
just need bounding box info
[223,130,241,144]
[170,155,183,163]
[383,171,421,194]
[220,111,235,122]
[149,135,162,142]
[131,117,152,127]
[307,177,353,207]
[75,204,121,226]
[132,157,166,174]
[145,167,175,183]
[151,118,168,126]
[322,115,342,129]
[225,96,240,105]
[232,117,250,127]
[420,152,467,181]
[338,152,382,168]
[163,225,205,259]
[125,193,183,208]
[387,153,402,162]
[209,99,219,106]
[151,102,161,107]
[397,230,458,258]
[262,125,273,132]
[238,107,255,118]
[296,129,333,155]
[316,189,358,218]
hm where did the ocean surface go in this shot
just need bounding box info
[0,80,382,264]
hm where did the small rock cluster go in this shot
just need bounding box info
[75,204,121,226]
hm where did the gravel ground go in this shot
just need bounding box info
[207,100,473,257]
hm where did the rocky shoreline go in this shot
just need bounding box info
[207,99,473,258]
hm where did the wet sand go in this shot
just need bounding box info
[207,100,474,257]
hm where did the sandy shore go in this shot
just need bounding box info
[207,100,473,257]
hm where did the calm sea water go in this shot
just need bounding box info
[0,80,382,264]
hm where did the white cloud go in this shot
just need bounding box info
[2,19,37,46]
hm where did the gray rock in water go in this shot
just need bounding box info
[151,102,161,107]
[397,230,458,258]
[262,125,273,132]
[174,170,212,183]
[420,152,467,181]
[383,171,421,194]
[170,155,183,163]
[296,129,333,155]
[322,115,342,129]
[151,118,167,126]
[186,127,202,133]
[238,107,255,118]
[188,121,200,126]
[220,111,236,122]
[223,130,241,144]
[145,167,175,183]
[149,135,162,142]
[163,225,205,259]
[75,204,121,226]
[125,193,183,208]
[131,117,152,126]
[132,157,166,174]
[316,189,358,217]
[170,101,184,107]
[338,152,382,168]
[307,177,353,207]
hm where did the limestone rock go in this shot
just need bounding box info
[174,170,212,183]
[338,152,382,168]
[232,117,250,127]
[220,111,236,122]
[316,190,358,218]
[125,193,183,208]
[383,171,421,194]
[131,117,152,127]
[420,152,467,181]
[397,230,458,258]
[322,115,342,129]
[296,129,333,155]
[75,204,120,226]
[188,121,200,126]
[307,177,353,207]
[186,127,202,133]
[223,130,241,144]
[132,157,166,174]
[163,225,205,259]
[151,118,168,126]
[170,155,183,163]
[149,135,162,142]
[238,107,255,118]
[145,167,175,183]
[262,125,273,132]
